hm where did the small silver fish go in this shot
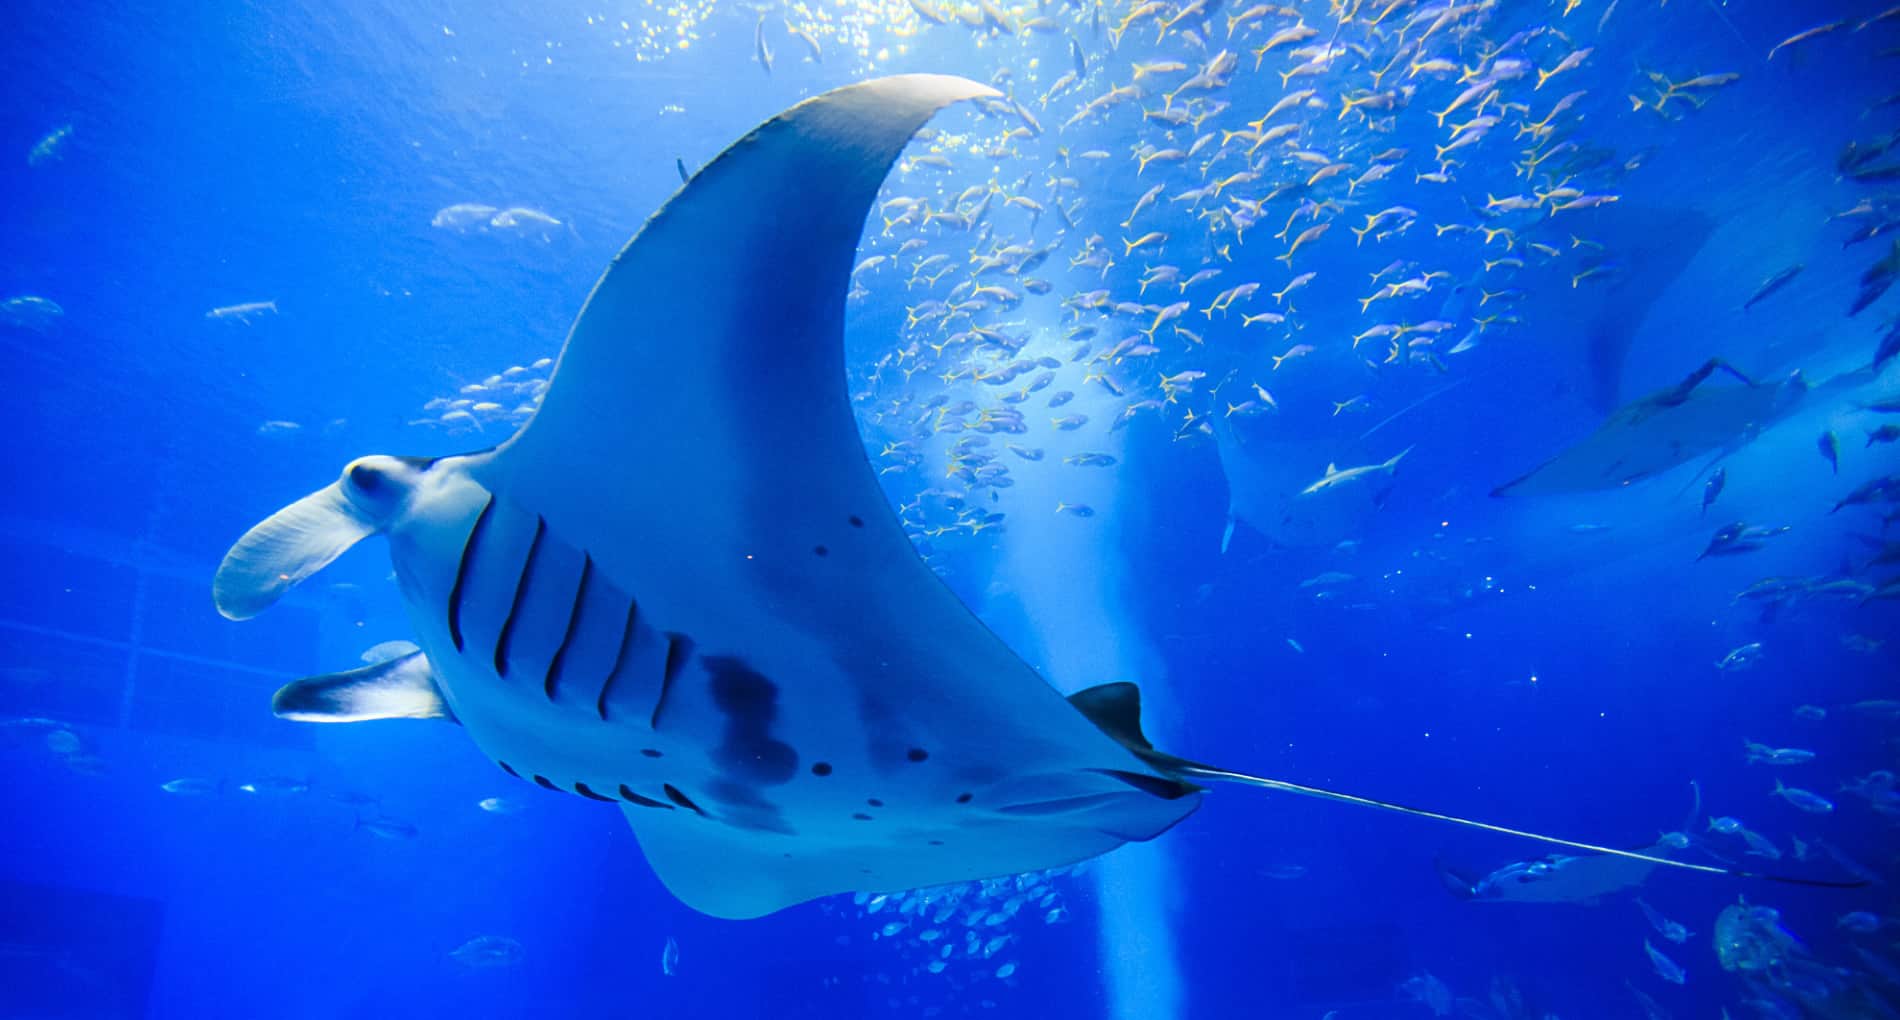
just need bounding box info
[1771,780,1834,814]
[1743,264,1802,310]
[205,300,278,323]
[451,935,523,968]
[27,124,73,166]
[1642,939,1686,985]
[238,777,308,796]
[1635,898,1692,944]
[1714,642,1762,671]
[1701,467,1726,517]
[357,815,419,839]
[1743,740,1815,766]
[754,18,773,74]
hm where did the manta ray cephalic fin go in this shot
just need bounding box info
[272,649,457,724]
[214,480,380,620]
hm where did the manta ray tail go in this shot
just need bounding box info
[1068,682,1867,892]
[1182,763,1867,891]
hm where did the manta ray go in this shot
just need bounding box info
[213,76,1840,919]
[1491,358,1810,497]
[1436,783,1703,906]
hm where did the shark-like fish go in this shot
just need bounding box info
[1298,446,1413,496]
[213,76,1852,920]
[1215,436,1366,552]
[1213,421,1412,553]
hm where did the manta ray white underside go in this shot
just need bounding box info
[214,76,1850,920]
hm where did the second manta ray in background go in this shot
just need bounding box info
[1491,358,1806,497]
[1491,355,1889,498]
[1436,783,1703,905]
[211,76,1860,920]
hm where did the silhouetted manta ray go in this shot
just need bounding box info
[1491,358,1809,497]
[1570,205,1716,412]
[212,76,1857,919]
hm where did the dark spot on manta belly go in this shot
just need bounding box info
[866,798,883,808]
[705,778,796,834]
[813,545,828,557]
[852,692,933,774]
[702,656,798,785]
[956,792,973,804]
[811,762,833,776]
[852,812,873,821]
[848,515,864,528]
[707,656,777,716]
[641,748,663,758]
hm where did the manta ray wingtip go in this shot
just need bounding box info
[860,72,1001,103]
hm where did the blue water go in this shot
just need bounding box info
[3,0,1897,1017]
